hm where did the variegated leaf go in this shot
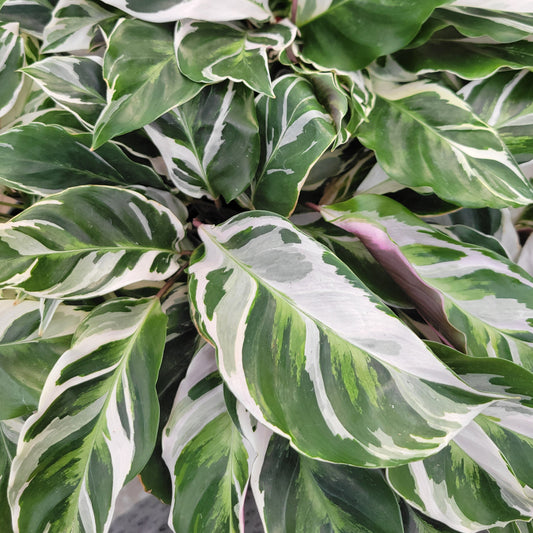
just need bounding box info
[8,297,167,533]
[295,0,448,72]
[450,0,533,12]
[92,18,203,149]
[145,81,259,202]
[434,7,533,43]
[175,19,296,97]
[388,400,533,532]
[0,298,85,419]
[0,124,164,195]
[461,70,533,163]
[162,344,252,533]
[1,419,19,533]
[22,56,106,128]
[99,0,271,22]
[42,0,117,54]
[252,74,336,216]
[0,0,52,38]
[189,211,494,468]
[391,39,533,81]
[0,185,184,299]
[139,283,200,503]
[252,432,403,533]
[357,80,533,208]
[402,504,459,532]
[319,195,533,369]
[0,23,26,124]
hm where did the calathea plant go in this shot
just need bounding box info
[2,0,533,532]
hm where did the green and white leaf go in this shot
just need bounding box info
[461,70,533,163]
[0,124,164,195]
[449,0,533,13]
[0,185,184,299]
[99,0,271,22]
[252,433,404,533]
[0,23,26,123]
[1,419,19,533]
[8,297,167,533]
[22,56,106,128]
[189,211,494,468]
[92,18,203,149]
[42,0,117,53]
[0,298,85,419]
[0,0,52,38]
[434,6,533,43]
[252,75,336,216]
[391,39,533,81]
[175,19,296,97]
[357,80,533,208]
[320,195,533,369]
[162,344,252,533]
[145,81,259,202]
[388,400,533,532]
[295,0,449,72]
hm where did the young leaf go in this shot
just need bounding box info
[189,211,494,468]
[41,0,117,53]
[252,433,404,533]
[92,18,203,148]
[295,0,448,72]
[0,124,164,195]
[357,80,533,208]
[0,299,85,419]
[252,74,336,216]
[461,70,533,163]
[319,195,533,369]
[0,22,26,122]
[8,297,167,533]
[98,0,271,23]
[174,19,296,97]
[145,81,259,202]
[0,185,184,299]
[162,344,252,533]
[22,56,106,127]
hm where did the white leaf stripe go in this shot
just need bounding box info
[189,211,494,468]
[0,186,184,299]
[0,23,25,119]
[8,297,167,533]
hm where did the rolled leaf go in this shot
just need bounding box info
[252,433,403,533]
[319,195,533,369]
[0,185,184,299]
[0,123,165,195]
[175,19,296,97]
[357,80,533,208]
[162,344,252,533]
[145,81,259,202]
[99,0,271,22]
[189,211,494,468]
[252,74,336,216]
[42,0,117,53]
[295,0,448,72]
[8,297,167,533]
[0,299,85,419]
[92,18,203,148]
[22,56,106,127]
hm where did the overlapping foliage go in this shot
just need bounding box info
[1,1,533,532]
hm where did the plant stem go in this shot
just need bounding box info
[291,0,298,23]
[155,262,188,300]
